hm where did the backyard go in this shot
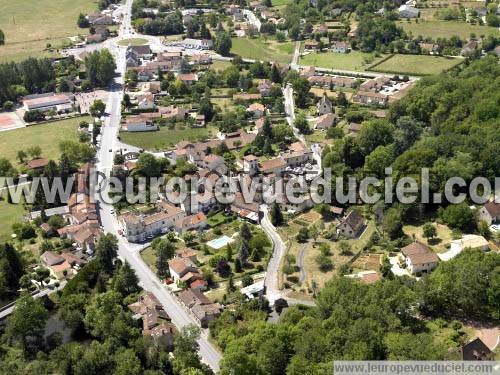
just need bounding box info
[0,116,88,166]
[231,37,294,64]
[370,54,463,75]
[119,124,218,150]
[0,0,97,62]
[397,20,500,40]
[300,50,386,71]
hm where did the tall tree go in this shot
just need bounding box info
[269,202,283,226]
[95,234,118,274]
[113,261,140,296]
[214,32,232,56]
[4,293,49,353]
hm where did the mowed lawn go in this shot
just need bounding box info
[300,50,386,71]
[0,116,87,166]
[370,54,463,75]
[117,38,149,46]
[119,124,218,151]
[397,20,500,40]
[0,0,97,62]
[231,37,294,64]
[0,198,26,243]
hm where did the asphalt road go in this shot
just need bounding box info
[91,0,222,370]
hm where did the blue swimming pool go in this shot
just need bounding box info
[207,235,233,250]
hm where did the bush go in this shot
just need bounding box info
[315,254,333,272]
[23,110,45,123]
[3,101,14,111]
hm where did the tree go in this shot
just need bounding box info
[77,13,90,28]
[238,240,249,265]
[418,250,499,321]
[95,233,118,274]
[136,153,164,178]
[269,202,283,226]
[214,32,232,56]
[27,145,42,159]
[440,203,475,231]
[85,49,116,88]
[294,114,310,134]
[225,244,233,262]
[270,64,282,83]
[296,227,309,242]
[0,29,5,45]
[90,99,106,116]
[155,239,175,278]
[315,254,333,272]
[309,224,319,243]
[383,207,403,240]
[47,215,65,229]
[385,332,446,360]
[422,223,437,243]
[241,274,254,287]
[84,290,138,342]
[4,293,49,353]
[338,241,352,256]
[113,261,140,296]
[0,157,17,177]
[240,222,252,242]
[17,150,27,163]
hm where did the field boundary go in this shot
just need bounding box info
[365,53,395,71]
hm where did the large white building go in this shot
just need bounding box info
[23,93,74,112]
[119,203,185,242]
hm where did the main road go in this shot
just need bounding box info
[93,0,222,370]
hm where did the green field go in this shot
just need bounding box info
[271,0,293,6]
[119,124,218,151]
[117,38,149,46]
[231,37,294,64]
[0,197,26,243]
[0,116,88,166]
[300,50,386,71]
[0,0,97,62]
[370,54,463,75]
[397,20,500,40]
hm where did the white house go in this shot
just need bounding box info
[124,115,158,132]
[400,242,439,275]
[331,41,348,53]
[398,4,419,18]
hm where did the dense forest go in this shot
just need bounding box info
[321,56,500,226]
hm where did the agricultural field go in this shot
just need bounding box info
[119,124,218,150]
[370,54,463,75]
[300,50,387,71]
[0,0,97,62]
[0,116,88,166]
[397,20,500,40]
[231,37,294,64]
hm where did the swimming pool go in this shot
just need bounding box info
[207,235,234,250]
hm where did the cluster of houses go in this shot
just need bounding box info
[128,292,177,349]
[35,164,102,280]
